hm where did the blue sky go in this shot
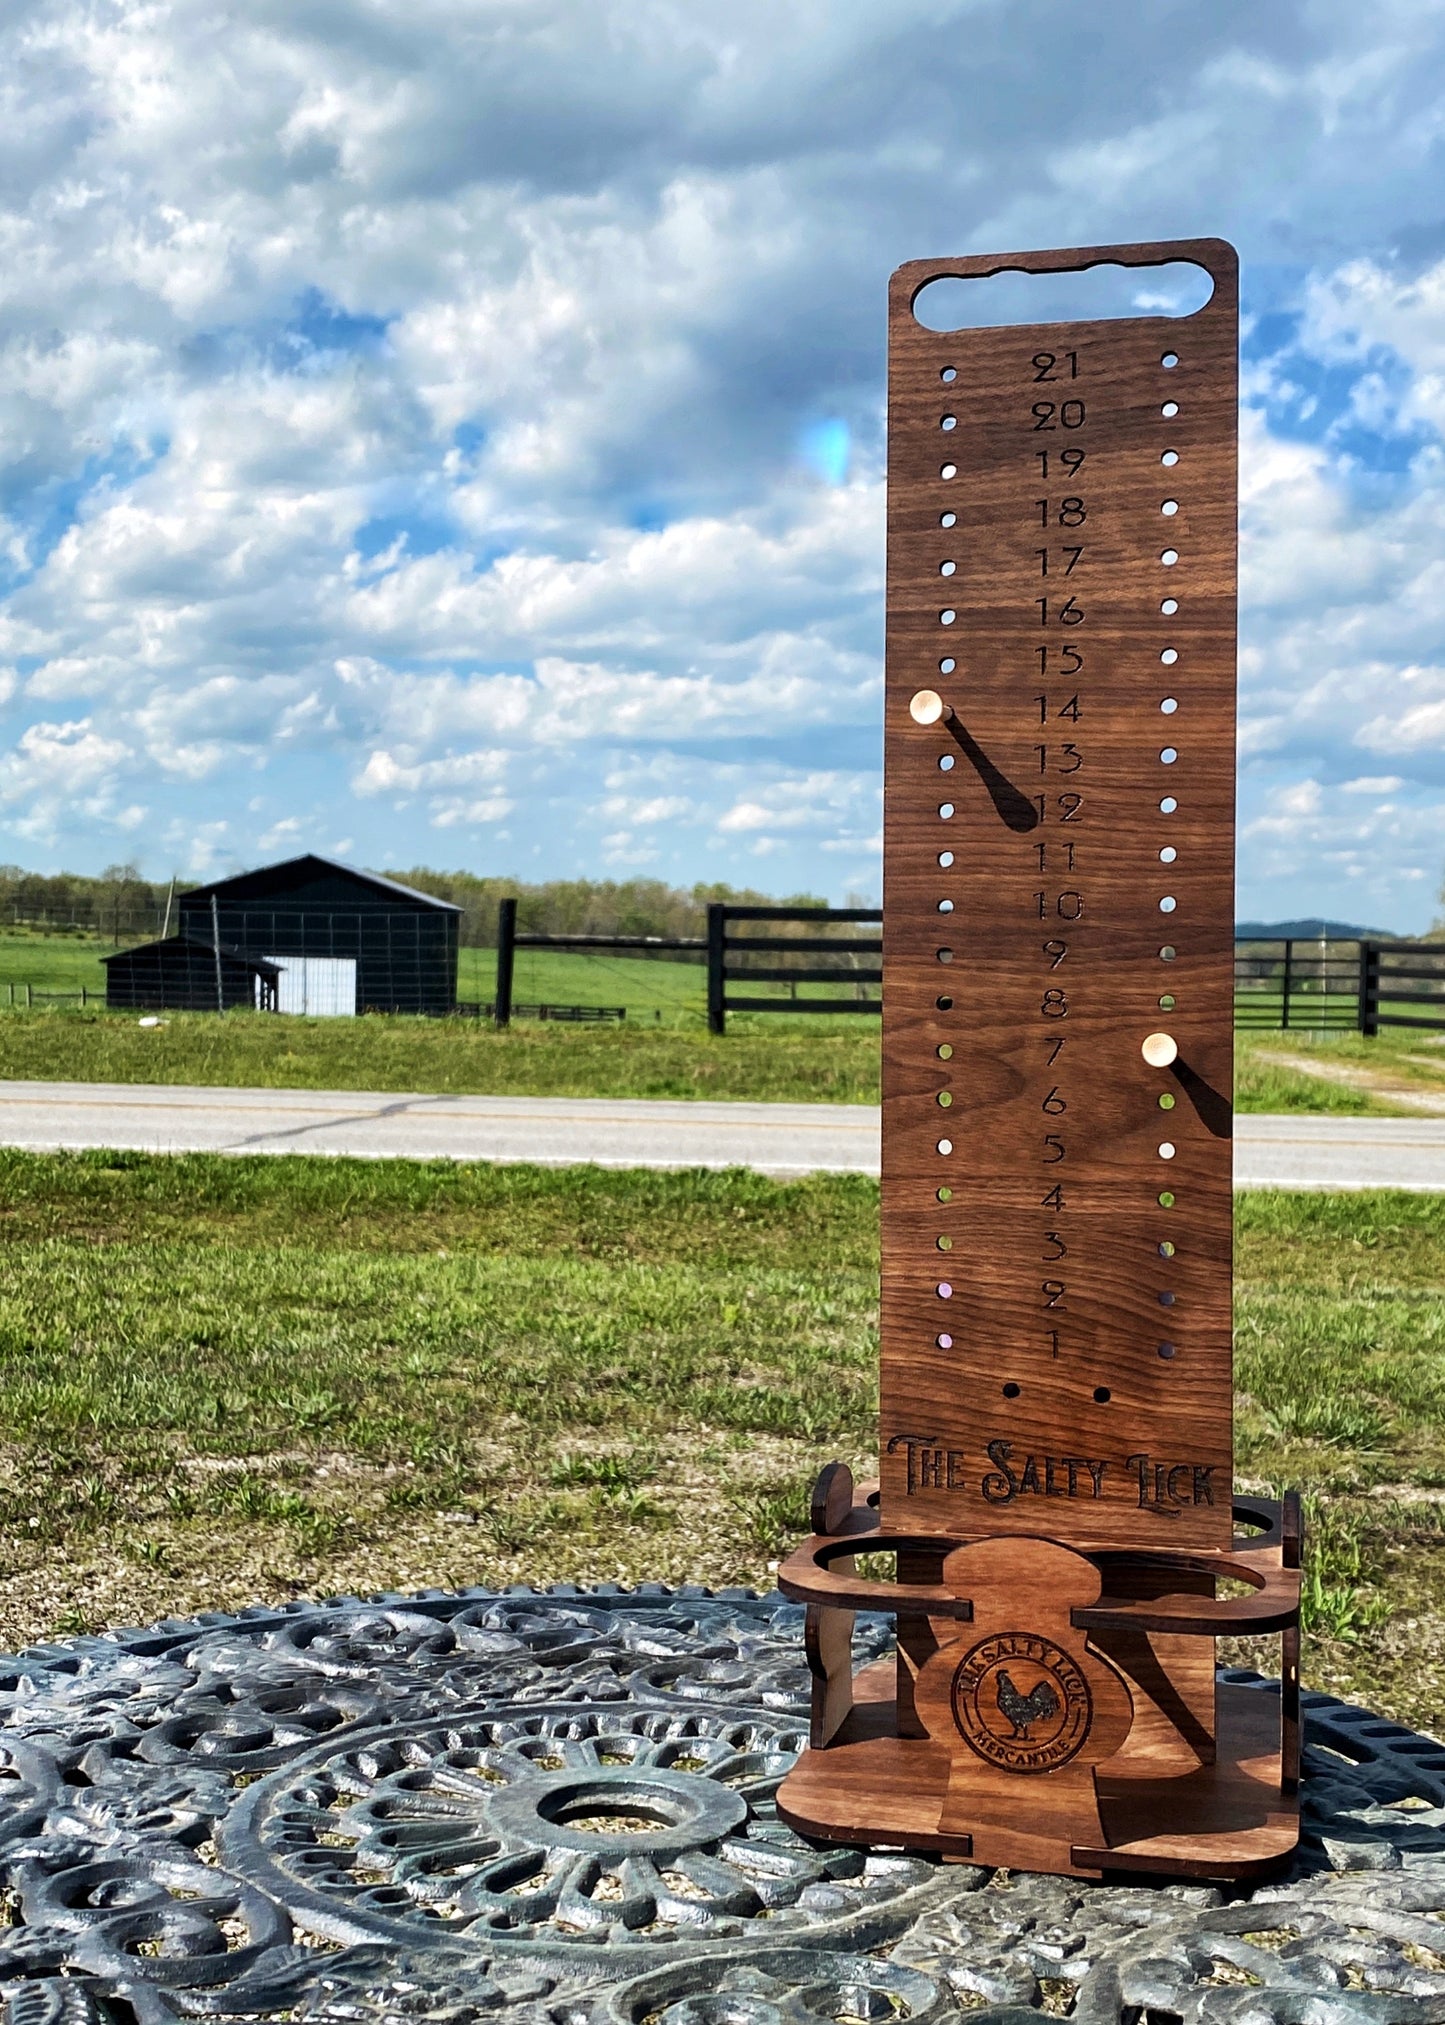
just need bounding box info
[2,1,1445,929]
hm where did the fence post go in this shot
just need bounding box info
[494,898,516,1028]
[1280,939,1293,1030]
[706,904,726,1035]
[1359,940,1379,1038]
[81,986,86,1007]
[211,894,225,1015]
[25,984,31,1008]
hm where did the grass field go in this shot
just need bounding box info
[0,1002,1439,1112]
[0,1150,1438,1726]
[0,929,875,1022]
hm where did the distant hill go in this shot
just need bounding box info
[1236,918,1400,941]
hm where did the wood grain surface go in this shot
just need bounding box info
[878,238,1238,1550]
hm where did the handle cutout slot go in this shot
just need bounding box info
[912,260,1215,333]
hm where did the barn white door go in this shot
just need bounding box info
[265,956,357,1016]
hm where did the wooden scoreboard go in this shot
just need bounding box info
[778,239,1303,1880]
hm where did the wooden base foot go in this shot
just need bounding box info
[776,1474,1303,1881]
[777,1678,1298,1880]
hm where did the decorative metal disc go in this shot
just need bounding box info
[0,1586,1440,2022]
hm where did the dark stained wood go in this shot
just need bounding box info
[811,1460,856,1536]
[775,239,1300,1884]
[879,238,1239,1550]
[804,1463,858,1747]
[778,1512,1299,1879]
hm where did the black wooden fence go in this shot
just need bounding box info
[1359,941,1445,1035]
[487,903,1445,1037]
[1233,936,1445,1034]
[705,905,881,1033]
[490,898,880,1031]
[1233,937,1362,1031]
[492,897,704,1028]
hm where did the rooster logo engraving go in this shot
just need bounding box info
[995,1668,1060,1739]
[951,1631,1092,1771]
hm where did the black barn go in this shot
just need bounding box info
[175,856,460,1015]
[96,855,460,1018]
[103,937,281,1012]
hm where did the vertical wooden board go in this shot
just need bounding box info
[879,240,1237,1550]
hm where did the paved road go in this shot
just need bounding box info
[0,1080,878,1177]
[0,1079,1442,1187]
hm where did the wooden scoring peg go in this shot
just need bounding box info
[912,1536,1134,1873]
[908,689,954,727]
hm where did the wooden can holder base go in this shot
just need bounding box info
[777,1465,1302,1882]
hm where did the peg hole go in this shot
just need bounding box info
[936,1280,953,1297]
[941,463,957,479]
[938,657,955,673]
[1002,1382,1021,1399]
[1159,846,1176,863]
[1159,895,1177,913]
[936,947,954,963]
[940,560,956,576]
[938,802,955,819]
[1158,992,1176,1010]
[1159,1290,1176,1307]
[1158,1092,1176,1110]
[936,1332,953,1348]
[1160,746,1178,764]
[940,414,957,431]
[1160,945,1176,961]
[1162,400,1179,417]
[935,995,953,1009]
[939,609,956,625]
[1161,649,1178,666]
[1158,1190,1175,1207]
[937,898,954,913]
[936,1186,952,1201]
[1160,696,1178,713]
[1158,1240,1176,1257]
[1158,1341,1176,1359]
[1161,548,1179,566]
[1159,1141,1176,1159]
[936,1139,953,1156]
[936,1235,953,1250]
[937,1090,953,1106]
[940,366,957,383]
[938,754,955,772]
[936,1042,953,1059]
[1161,449,1179,466]
[1162,351,1179,368]
[1160,597,1178,614]
[938,851,954,867]
[940,511,957,527]
[1159,795,1177,814]
[1161,499,1179,517]
[1093,1386,1111,1403]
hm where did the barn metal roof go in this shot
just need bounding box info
[177,854,462,911]
[101,935,283,973]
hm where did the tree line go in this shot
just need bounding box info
[0,862,839,951]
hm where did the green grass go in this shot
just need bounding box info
[0,1006,882,1103]
[0,1149,1442,1727]
[0,930,876,1023]
[2,1004,1440,1114]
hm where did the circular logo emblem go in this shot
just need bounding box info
[950,1631,1092,1773]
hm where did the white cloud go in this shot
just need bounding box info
[2,1,1445,913]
